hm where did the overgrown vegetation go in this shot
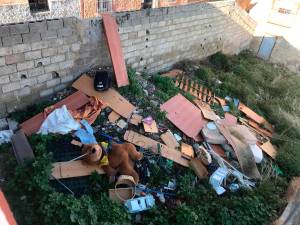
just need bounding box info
[1,51,299,225]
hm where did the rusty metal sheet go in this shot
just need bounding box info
[20,91,90,135]
[160,94,206,140]
[102,13,129,87]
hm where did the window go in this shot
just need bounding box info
[97,0,112,13]
[29,0,49,12]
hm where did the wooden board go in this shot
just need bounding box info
[160,130,179,149]
[189,158,208,179]
[160,94,206,140]
[181,143,194,158]
[102,14,129,87]
[238,103,265,124]
[124,130,189,167]
[20,91,90,135]
[143,120,159,133]
[11,129,34,164]
[259,141,277,159]
[72,74,136,119]
[52,160,105,179]
[108,111,121,123]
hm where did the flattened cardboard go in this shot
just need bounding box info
[143,120,159,133]
[160,130,179,149]
[189,158,208,179]
[72,74,135,119]
[181,143,194,158]
[129,114,143,126]
[259,141,277,159]
[52,160,105,179]
[160,94,206,140]
[108,111,121,123]
[198,103,218,121]
[124,130,189,167]
[102,14,129,87]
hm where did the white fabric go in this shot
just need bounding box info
[38,105,81,135]
[0,130,13,145]
[250,145,264,163]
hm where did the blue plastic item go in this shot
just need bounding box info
[124,194,155,213]
[75,120,97,144]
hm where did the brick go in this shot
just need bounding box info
[47,19,63,30]
[51,54,65,63]
[5,53,25,65]
[25,50,42,60]
[31,41,49,50]
[37,73,52,83]
[44,63,60,73]
[40,88,53,97]
[9,23,29,35]
[29,21,47,32]
[41,30,58,40]
[17,61,34,71]
[0,57,5,66]
[42,48,58,57]
[35,57,51,67]
[0,65,17,75]
[27,67,45,77]
[0,47,12,57]
[46,78,61,88]
[0,26,10,37]
[2,82,20,93]
[0,75,9,84]
[12,44,31,54]
[2,35,23,47]
[22,33,41,43]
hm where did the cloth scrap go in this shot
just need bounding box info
[75,120,97,144]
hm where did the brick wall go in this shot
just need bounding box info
[0,0,256,116]
[113,0,141,12]
[117,0,256,73]
[0,18,110,116]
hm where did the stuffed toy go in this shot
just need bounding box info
[103,143,143,183]
[82,142,143,183]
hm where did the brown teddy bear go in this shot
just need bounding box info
[82,142,143,183]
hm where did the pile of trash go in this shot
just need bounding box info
[2,67,280,214]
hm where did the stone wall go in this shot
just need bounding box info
[0,17,110,116]
[0,0,80,24]
[0,0,256,116]
[116,0,256,73]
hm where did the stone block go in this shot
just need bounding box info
[10,71,28,82]
[61,74,74,83]
[51,54,66,63]
[5,53,25,65]
[31,41,49,50]
[58,28,74,37]
[46,78,61,88]
[25,50,42,61]
[2,35,23,47]
[17,61,34,71]
[0,57,5,66]
[42,48,58,57]
[35,57,51,67]
[27,67,44,77]
[47,19,64,30]
[59,60,74,70]
[22,33,42,43]
[20,77,37,88]
[71,42,81,52]
[0,47,12,57]
[40,88,53,97]
[54,83,67,92]
[44,63,60,73]
[12,44,31,54]
[0,26,10,37]
[9,23,29,35]
[2,82,20,93]
[14,87,31,97]
[28,21,47,32]
[0,75,9,84]
[0,65,17,75]
[41,30,58,40]
[37,73,52,83]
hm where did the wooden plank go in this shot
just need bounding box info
[238,103,265,124]
[51,160,105,179]
[189,158,208,179]
[124,130,189,167]
[184,79,189,92]
[102,14,129,87]
[20,91,90,135]
[108,111,121,123]
[11,129,34,164]
[143,120,159,133]
[72,74,136,119]
[193,81,199,97]
[203,88,207,102]
[181,142,194,158]
[259,141,277,159]
[199,85,203,100]
[189,80,194,95]
[160,130,179,149]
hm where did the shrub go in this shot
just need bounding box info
[209,52,230,71]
